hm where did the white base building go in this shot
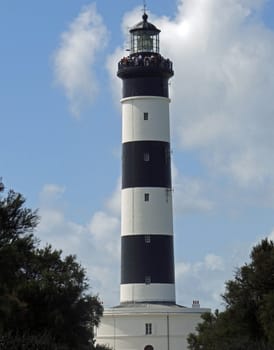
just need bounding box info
[96,302,210,350]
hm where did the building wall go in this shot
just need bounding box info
[96,307,208,350]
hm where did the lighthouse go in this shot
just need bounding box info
[96,11,210,350]
[118,12,175,305]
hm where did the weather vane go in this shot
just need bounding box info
[143,0,147,13]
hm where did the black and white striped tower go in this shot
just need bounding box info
[118,12,175,305]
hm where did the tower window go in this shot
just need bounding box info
[144,112,148,120]
[165,146,170,164]
[144,193,149,202]
[144,152,150,161]
[145,323,152,335]
[145,235,151,243]
[145,276,151,285]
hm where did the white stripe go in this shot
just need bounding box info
[122,188,173,236]
[122,96,171,143]
[120,283,176,304]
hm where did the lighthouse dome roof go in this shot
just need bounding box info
[130,13,160,34]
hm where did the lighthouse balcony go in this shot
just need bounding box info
[117,53,174,79]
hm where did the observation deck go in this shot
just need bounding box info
[117,53,174,80]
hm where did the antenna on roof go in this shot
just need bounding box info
[143,0,147,13]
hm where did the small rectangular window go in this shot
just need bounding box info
[145,276,151,285]
[144,152,150,161]
[145,323,152,335]
[144,112,148,120]
[144,193,149,202]
[165,146,170,164]
[145,235,151,243]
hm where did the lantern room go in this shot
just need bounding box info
[130,13,160,54]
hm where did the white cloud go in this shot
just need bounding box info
[204,254,225,271]
[36,182,120,306]
[88,211,120,260]
[172,163,214,213]
[39,184,66,208]
[38,184,66,232]
[105,179,121,216]
[40,184,65,199]
[105,47,123,109]
[175,254,229,309]
[89,211,119,240]
[38,209,64,233]
[166,0,274,187]
[175,261,192,277]
[269,230,274,241]
[53,3,108,118]
[174,238,272,309]
[108,0,274,193]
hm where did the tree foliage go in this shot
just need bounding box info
[0,181,108,349]
[187,239,274,350]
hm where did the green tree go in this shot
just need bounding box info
[0,181,109,349]
[188,239,274,350]
[0,181,38,331]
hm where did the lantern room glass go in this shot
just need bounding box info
[131,30,159,54]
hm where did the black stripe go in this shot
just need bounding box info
[122,141,171,189]
[121,235,175,284]
[121,76,170,98]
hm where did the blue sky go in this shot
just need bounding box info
[1,0,274,309]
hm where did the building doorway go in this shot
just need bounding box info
[144,346,154,350]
